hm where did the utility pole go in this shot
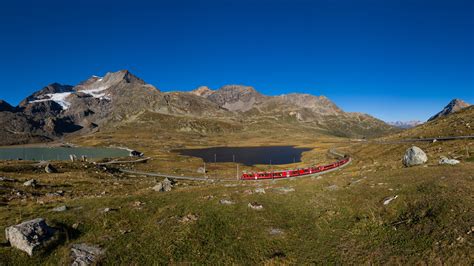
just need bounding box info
[236,164,239,180]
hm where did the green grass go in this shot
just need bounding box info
[1,131,473,264]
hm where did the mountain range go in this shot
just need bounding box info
[387,120,424,129]
[0,70,470,146]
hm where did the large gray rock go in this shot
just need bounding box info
[152,178,174,192]
[402,146,428,167]
[5,218,57,256]
[70,243,104,266]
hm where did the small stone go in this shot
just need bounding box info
[383,195,398,205]
[254,188,266,194]
[248,202,263,210]
[219,199,235,205]
[101,208,116,213]
[70,244,104,266]
[438,156,460,165]
[52,205,67,212]
[269,228,284,235]
[0,176,16,182]
[274,187,295,193]
[132,201,144,207]
[325,185,339,191]
[23,179,37,187]
[45,164,57,174]
[197,167,206,174]
[5,218,58,256]
[178,213,199,223]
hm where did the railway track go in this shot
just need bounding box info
[119,148,351,182]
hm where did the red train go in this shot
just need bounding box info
[240,157,351,180]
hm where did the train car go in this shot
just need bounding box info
[241,157,351,180]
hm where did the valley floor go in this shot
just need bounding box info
[0,130,473,264]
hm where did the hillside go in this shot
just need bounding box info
[387,106,474,139]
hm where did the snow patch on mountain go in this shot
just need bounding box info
[80,86,110,100]
[29,92,73,109]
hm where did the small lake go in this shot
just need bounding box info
[0,147,130,161]
[174,146,312,166]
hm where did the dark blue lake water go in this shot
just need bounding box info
[174,146,312,166]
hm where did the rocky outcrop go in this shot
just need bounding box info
[206,85,265,112]
[402,146,428,167]
[428,99,471,121]
[152,178,174,192]
[70,243,104,265]
[191,86,214,97]
[5,218,58,256]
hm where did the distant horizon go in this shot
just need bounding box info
[1,0,472,122]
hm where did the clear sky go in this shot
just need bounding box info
[0,0,472,121]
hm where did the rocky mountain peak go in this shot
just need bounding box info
[277,93,343,115]
[0,99,14,112]
[19,83,74,108]
[428,98,471,121]
[102,70,145,85]
[206,85,264,112]
[191,86,214,97]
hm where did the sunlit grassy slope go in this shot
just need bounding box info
[1,109,473,264]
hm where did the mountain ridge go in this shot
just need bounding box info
[428,99,471,121]
[0,70,400,145]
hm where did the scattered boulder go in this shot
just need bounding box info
[5,218,58,256]
[69,154,77,162]
[269,228,284,236]
[70,243,104,266]
[152,178,174,192]
[219,199,235,205]
[101,207,117,214]
[178,213,199,223]
[325,185,339,191]
[254,188,266,194]
[197,167,206,174]
[46,190,64,197]
[52,205,67,212]
[402,146,428,167]
[129,150,144,157]
[274,187,295,193]
[383,195,398,205]
[23,179,37,187]
[0,176,16,182]
[439,156,460,165]
[248,202,263,210]
[45,164,57,173]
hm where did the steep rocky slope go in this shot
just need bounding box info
[428,99,471,121]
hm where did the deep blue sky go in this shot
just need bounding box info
[0,0,472,121]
